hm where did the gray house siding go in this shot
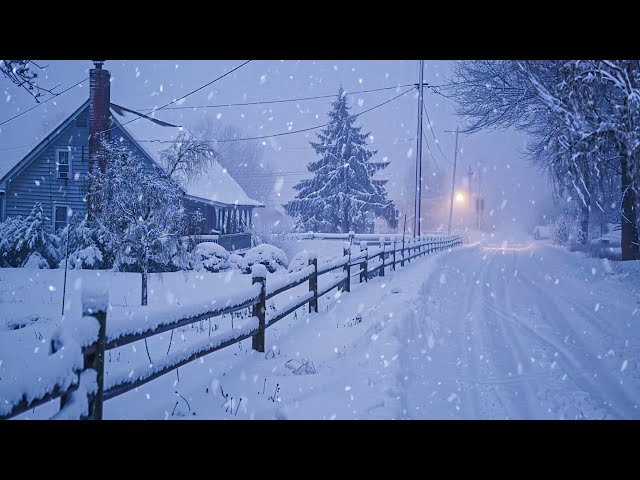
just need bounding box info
[4,109,91,230]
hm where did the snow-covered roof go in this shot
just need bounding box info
[110,107,263,208]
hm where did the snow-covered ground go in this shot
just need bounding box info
[3,236,640,419]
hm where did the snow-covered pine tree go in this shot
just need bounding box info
[284,87,398,233]
[14,202,61,268]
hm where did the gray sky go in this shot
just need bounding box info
[0,60,552,231]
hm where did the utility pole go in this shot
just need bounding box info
[466,165,474,227]
[447,126,459,235]
[414,59,424,238]
[477,161,482,229]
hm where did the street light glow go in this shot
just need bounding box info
[456,192,465,203]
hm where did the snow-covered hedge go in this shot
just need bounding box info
[244,244,289,273]
[229,253,250,273]
[193,243,231,273]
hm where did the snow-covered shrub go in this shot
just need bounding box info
[0,203,61,268]
[193,242,230,273]
[58,214,113,270]
[288,251,309,273]
[552,214,579,247]
[244,244,289,273]
[0,216,26,267]
[23,251,50,269]
[249,214,299,259]
[229,253,250,273]
[60,245,104,270]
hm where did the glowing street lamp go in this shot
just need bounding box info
[455,192,465,203]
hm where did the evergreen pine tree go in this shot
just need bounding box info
[14,203,61,267]
[284,87,398,233]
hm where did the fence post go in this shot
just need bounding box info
[343,245,351,293]
[392,239,396,271]
[407,238,412,263]
[360,241,368,283]
[379,237,385,277]
[251,266,267,353]
[309,255,318,313]
[81,286,108,420]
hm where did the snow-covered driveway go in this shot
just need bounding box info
[399,242,640,419]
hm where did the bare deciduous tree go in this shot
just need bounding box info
[158,131,218,183]
[193,119,274,205]
[1,60,60,103]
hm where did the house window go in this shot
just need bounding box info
[56,149,71,179]
[54,205,70,233]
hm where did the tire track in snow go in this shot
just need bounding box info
[512,263,637,418]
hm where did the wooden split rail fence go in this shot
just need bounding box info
[1,234,462,420]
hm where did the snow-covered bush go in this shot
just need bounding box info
[244,244,289,273]
[58,214,113,270]
[23,251,50,269]
[229,253,250,273]
[249,214,299,259]
[0,216,26,267]
[288,251,309,273]
[552,213,580,248]
[60,245,104,270]
[0,203,61,268]
[192,242,230,273]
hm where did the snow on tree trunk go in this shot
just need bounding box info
[621,153,640,260]
[141,262,148,306]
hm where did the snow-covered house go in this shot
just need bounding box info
[0,62,262,251]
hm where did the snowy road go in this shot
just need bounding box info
[399,242,640,419]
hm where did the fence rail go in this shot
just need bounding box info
[1,234,462,420]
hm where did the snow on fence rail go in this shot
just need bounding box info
[295,231,449,242]
[1,234,462,420]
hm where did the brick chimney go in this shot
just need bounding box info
[88,60,110,175]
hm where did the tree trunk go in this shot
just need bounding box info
[621,153,640,260]
[141,262,148,306]
[580,202,590,245]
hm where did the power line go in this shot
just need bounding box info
[136,87,415,145]
[98,60,252,135]
[421,128,440,171]
[422,102,453,165]
[0,77,88,127]
[135,83,417,111]
[0,144,30,152]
